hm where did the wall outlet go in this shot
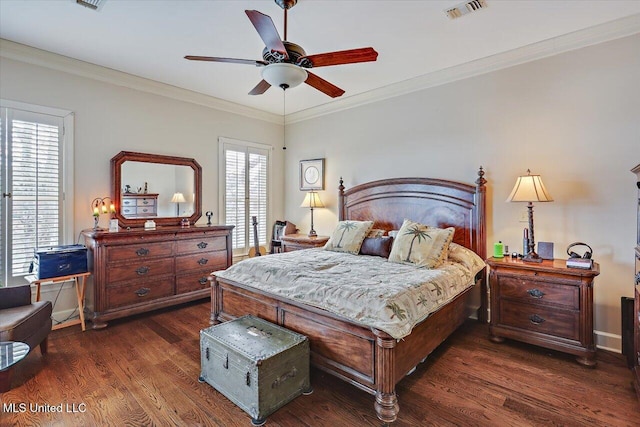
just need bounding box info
[519,210,528,222]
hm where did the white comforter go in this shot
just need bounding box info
[214,245,485,339]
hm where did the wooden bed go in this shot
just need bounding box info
[210,168,487,424]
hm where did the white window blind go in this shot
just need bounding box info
[219,137,270,254]
[1,104,70,286]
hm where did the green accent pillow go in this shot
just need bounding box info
[388,219,455,268]
[324,220,374,254]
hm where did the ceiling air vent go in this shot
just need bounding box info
[445,0,487,20]
[75,0,107,11]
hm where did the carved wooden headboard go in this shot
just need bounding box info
[338,168,488,321]
[338,168,487,260]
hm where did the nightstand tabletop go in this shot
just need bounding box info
[486,256,600,277]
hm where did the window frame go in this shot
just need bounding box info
[218,136,272,257]
[0,99,74,287]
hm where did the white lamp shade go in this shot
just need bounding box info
[262,63,308,89]
[171,192,186,203]
[300,191,325,208]
[506,172,553,203]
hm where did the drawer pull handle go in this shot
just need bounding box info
[529,314,545,325]
[136,248,150,256]
[199,277,208,285]
[197,258,208,265]
[136,266,150,275]
[197,242,208,249]
[135,287,150,297]
[223,354,228,369]
[246,372,251,387]
[205,347,210,361]
[527,289,545,299]
[635,272,640,285]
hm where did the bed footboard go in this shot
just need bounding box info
[211,276,475,424]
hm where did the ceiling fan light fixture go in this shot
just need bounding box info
[261,63,308,90]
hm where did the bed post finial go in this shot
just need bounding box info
[476,166,487,187]
[338,177,345,221]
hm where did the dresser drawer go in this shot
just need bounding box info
[499,300,579,341]
[176,271,211,294]
[107,258,175,284]
[121,206,136,216]
[107,241,174,263]
[107,277,174,308]
[136,206,156,215]
[176,236,226,254]
[136,198,156,207]
[497,276,579,310]
[176,251,227,273]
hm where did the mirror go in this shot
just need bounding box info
[111,151,202,228]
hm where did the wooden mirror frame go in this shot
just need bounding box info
[111,151,202,228]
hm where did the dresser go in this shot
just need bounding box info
[487,257,600,366]
[121,193,159,217]
[281,233,329,252]
[82,225,233,328]
[632,163,640,399]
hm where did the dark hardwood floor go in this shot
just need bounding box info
[2,299,638,426]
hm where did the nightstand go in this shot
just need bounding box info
[281,234,329,252]
[486,257,600,367]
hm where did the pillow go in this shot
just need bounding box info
[447,243,486,276]
[324,220,374,254]
[388,219,455,268]
[359,236,393,258]
[367,228,386,238]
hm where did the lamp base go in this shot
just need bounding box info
[522,252,543,263]
[308,229,317,238]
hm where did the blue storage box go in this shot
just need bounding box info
[33,244,88,279]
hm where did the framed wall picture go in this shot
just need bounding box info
[300,158,325,191]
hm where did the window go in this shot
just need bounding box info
[0,101,74,287]
[219,137,271,255]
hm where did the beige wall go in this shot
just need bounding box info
[0,50,284,316]
[284,34,640,351]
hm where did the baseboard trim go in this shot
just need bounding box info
[595,330,622,354]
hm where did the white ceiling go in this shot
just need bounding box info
[1,0,640,118]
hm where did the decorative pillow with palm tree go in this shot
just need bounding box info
[388,219,455,268]
[324,220,374,254]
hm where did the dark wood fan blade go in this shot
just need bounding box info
[245,10,288,59]
[304,72,345,98]
[299,47,378,68]
[249,80,271,95]
[184,56,267,66]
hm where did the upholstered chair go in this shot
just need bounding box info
[0,285,52,390]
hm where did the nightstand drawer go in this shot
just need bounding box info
[499,300,579,341]
[498,277,579,310]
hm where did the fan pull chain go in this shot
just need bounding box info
[282,88,287,150]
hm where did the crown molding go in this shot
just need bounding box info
[286,13,640,124]
[0,39,282,125]
[2,13,639,126]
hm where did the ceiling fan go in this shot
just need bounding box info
[185,0,378,98]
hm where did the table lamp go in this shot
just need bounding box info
[171,192,186,216]
[300,191,324,237]
[506,169,553,262]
